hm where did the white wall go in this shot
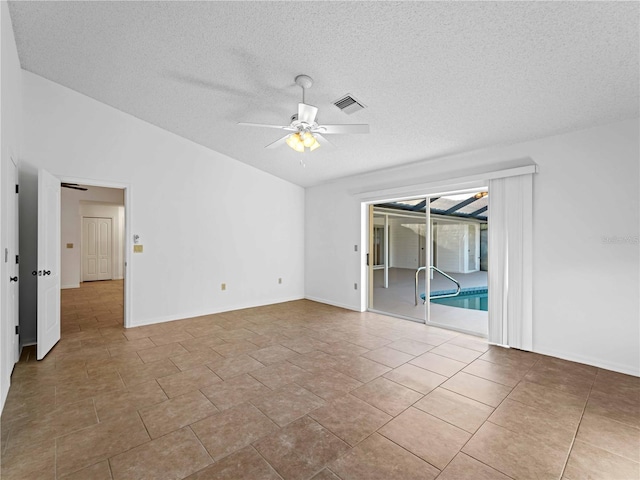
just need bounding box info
[61,186,125,288]
[0,1,22,411]
[306,118,640,376]
[20,72,305,336]
[389,218,419,269]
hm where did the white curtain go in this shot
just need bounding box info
[488,174,533,350]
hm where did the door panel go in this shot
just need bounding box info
[83,217,112,281]
[37,169,61,360]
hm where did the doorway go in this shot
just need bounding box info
[60,181,128,329]
[367,189,489,336]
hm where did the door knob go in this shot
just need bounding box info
[9,276,18,282]
[43,270,51,276]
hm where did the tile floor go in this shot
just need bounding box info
[1,280,639,479]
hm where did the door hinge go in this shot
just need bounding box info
[15,325,19,335]
[15,255,19,264]
[15,184,19,194]
[366,253,370,266]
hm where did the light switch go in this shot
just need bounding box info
[133,245,143,253]
[66,243,74,249]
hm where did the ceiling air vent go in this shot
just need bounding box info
[333,94,366,115]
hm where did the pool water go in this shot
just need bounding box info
[430,289,488,311]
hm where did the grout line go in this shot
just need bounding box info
[559,369,598,478]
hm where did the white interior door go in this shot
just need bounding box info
[82,217,112,282]
[9,158,19,362]
[37,169,61,360]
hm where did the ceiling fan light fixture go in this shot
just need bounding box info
[286,133,304,152]
[286,132,320,152]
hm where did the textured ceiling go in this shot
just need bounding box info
[8,1,639,187]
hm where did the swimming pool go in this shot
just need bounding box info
[430,288,488,311]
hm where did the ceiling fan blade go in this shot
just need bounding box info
[313,133,335,147]
[314,124,370,134]
[238,122,296,131]
[265,135,290,149]
[298,103,318,124]
[61,183,88,191]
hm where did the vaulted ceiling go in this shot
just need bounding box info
[8,1,639,187]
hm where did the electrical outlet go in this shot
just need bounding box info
[354,245,358,252]
[354,283,358,290]
[221,283,226,291]
[278,278,282,284]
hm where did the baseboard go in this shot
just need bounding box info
[533,346,640,377]
[304,296,361,312]
[126,295,306,329]
[61,284,80,289]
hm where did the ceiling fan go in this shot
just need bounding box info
[238,75,369,154]
[61,183,88,191]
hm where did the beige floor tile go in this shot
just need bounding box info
[107,338,156,357]
[332,356,391,383]
[206,353,265,379]
[281,336,331,354]
[523,365,594,399]
[386,338,435,355]
[287,351,340,372]
[57,378,126,409]
[479,345,539,369]
[109,427,212,480]
[254,416,350,480]
[463,359,531,387]
[318,340,370,357]
[577,411,640,462]
[330,432,439,480]
[384,363,447,394]
[213,340,260,357]
[410,352,467,377]
[216,328,261,341]
[94,380,168,421]
[430,343,483,363]
[310,469,341,480]
[179,334,227,353]
[345,333,392,350]
[191,403,278,460]
[201,373,272,410]
[445,335,490,352]
[251,383,325,426]
[507,380,586,427]
[414,387,493,433]
[309,394,391,446]
[592,369,640,397]
[149,331,195,347]
[1,438,55,480]
[441,372,512,407]
[462,422,568,480]
[351,376,423,416]
[136,342,189,363]
[564,440,639,480]
[169,348,225,370]
[380,407,470,470]
[362,346,414,368]
[56,413,150,477]
[118,358,181,387]
[156,365,222,398]
[4,398,97,449]
[59,461,112,480]
[436,453,511,480]
[295,369,363,401]
[249,362,309,389]
[249,345,299,365]
[488,398,577,449]
[139,390,218,438]
[184,446,281,480]
[585,388,640,428]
